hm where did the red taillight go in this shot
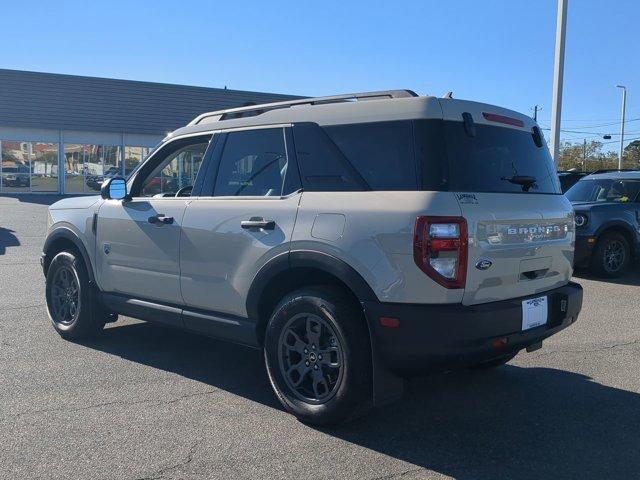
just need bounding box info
[413,216,468,289]
[379,317,400,328]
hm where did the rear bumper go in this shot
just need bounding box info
[363,282,583,374]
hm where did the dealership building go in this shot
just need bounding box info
[0,69,297,195]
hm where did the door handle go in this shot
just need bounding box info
[148,214,174,225]
[241,217,275,230]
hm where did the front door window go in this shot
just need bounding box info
[139,141,209,197]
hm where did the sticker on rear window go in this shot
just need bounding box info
[456,193,478,205]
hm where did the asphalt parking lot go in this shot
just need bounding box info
[1,194,639,480]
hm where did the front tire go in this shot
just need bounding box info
[263,287,372,426]
[45,251,109,340]
[591,232,630,278]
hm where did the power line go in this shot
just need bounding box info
[538,117,640,128]
[541,127,640,136]
[561,118,640,129]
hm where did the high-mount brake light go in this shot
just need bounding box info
[482,112,525,127]
[413,216,468,289]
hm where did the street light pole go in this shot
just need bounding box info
[616,85,627,169]
[550,0,568,167]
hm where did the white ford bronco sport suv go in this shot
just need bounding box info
[42,90,583,425]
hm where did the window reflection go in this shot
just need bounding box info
[64,144,124,193]
[1,140,156,194]
[64,144,85,194]
[1,141,30,192]
[31,143,59,192]
[124,146,152,176]
[103,146,121,179]
[141,143,207,197]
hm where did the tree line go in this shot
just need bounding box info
[558,139,640,171]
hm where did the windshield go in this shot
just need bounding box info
[566,178,640,203]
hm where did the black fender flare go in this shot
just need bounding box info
[246,249,378,321]
[594,220,638,247]
[43,227,96,283]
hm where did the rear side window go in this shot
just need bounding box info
[323,121,417,190]
[439,120,560,194]
[292,123,363,191]
[214,128,288,196]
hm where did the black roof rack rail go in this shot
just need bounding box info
[588,169,640,175]
[188,89,419,126]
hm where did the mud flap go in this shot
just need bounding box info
[362,304,404,406]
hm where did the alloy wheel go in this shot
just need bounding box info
[51,266,80,325]
[278,312,344,404]
[603,239,625,273]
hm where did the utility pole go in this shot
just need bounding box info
[616,85,627,169]
[533,105,540,121]
[550,0,568,167]
[583,139,586,172]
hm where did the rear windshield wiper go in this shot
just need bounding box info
[501,175,537,192]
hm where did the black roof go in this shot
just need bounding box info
[0,69,301,135]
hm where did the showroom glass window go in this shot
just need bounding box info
[0,141,30,193]
[103,146,122,180]
[65,144,103,193]
[31,143,58,192]
[64,144,85,194]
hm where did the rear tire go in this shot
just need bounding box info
[45,251,110,340]
[590,232,630,278]
[263,286,372,426]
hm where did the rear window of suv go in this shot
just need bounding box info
[438,120,560,194]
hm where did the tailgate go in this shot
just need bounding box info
[457,193,575,305]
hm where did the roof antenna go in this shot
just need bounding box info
[443,91,453,99]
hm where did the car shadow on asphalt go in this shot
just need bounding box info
[0,193,70,206]
[85,320,640,480]
[0,227,20,254]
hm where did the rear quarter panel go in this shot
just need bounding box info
[292,191,464,304]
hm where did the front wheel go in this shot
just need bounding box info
[591,232,630,278]
[45,251,110,340]
[263,287,372,426]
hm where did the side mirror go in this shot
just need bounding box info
[101,176,128,200]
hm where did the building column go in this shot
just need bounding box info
[58,130,65,194]
[27,142,32,193]
[121,132,126,176]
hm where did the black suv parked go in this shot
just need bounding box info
[558,170,587,193]
[566,170,640,277]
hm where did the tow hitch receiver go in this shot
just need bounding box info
[526,341,543,353]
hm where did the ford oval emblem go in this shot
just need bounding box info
[475,259,492,270]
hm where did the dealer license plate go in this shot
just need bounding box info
[522,296,548,331]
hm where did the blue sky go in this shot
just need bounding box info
[2,0,638,148]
